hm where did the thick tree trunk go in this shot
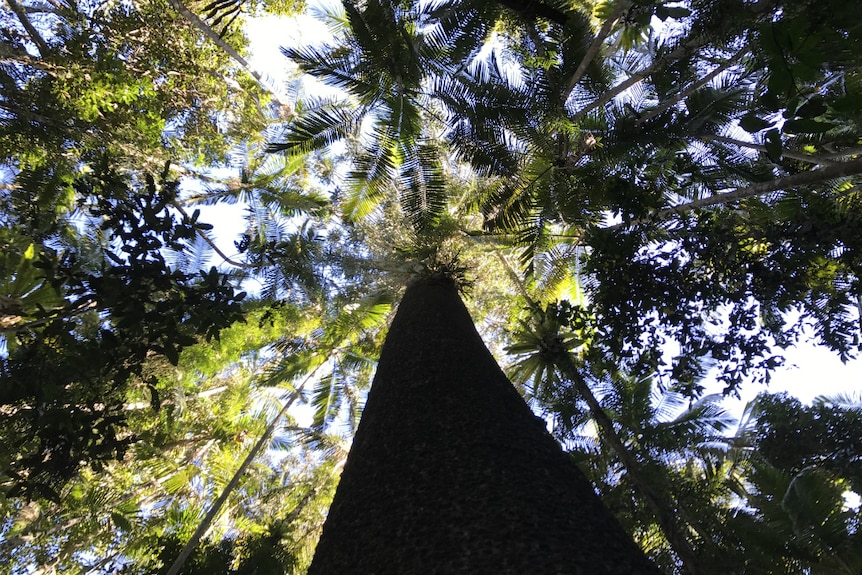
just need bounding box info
[308,276,661,574]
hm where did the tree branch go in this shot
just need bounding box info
[162,0,290,111]
[495,251,541,313]
[635,47,748,127]
[609,157,862,229]
[169,200,257,269]
[0,299,98,334]
[4,0,50,56]
[0,38,50,69]
[702,134,837,166]
[820,146,862,160]
[562,0,631,101]
[571,33,709,123]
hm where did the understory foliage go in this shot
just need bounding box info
[2,0,862,572]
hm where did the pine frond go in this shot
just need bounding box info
[281,44,376,97]
[309,0,350,38]
[342,125,403,219]
[267,99,360,155]
[423,0,499,65]
[533,242,581,301]
[327,291,394,343]
[399,141,449,232]
[311,370,341,429]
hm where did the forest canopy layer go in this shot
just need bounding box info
[1,0,861,572]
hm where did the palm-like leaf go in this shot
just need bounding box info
[272,0,460,229]
[268,99,362,155]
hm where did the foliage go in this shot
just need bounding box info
[0,0,271,173]
[753,392,862,497]
[0,164,246,500]
[0,303,341,574]
[3,0,862,572]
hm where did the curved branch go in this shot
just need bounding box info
[820,146,862,160]
[562,0,632,101]
[0,299,98,334]
[162,0,290,111]
[170,200,257,269]
[635,47,748,127]
[0,38,50,69]
[702,134,837,166]
[495,251,541,313]
[571,33,709,123]
[609,157,862,229]
[5,0,50,56]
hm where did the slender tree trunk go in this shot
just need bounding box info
[496,253,702,573]
[555,355,703,575]
[163,0,289,111]
[563,0,631,99]
[308,276,661,574]
[5,0,50,56]
[165,388,302,575]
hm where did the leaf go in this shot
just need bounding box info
[655,6,691,21]
[783,119,834,134]
[795,98,828,119]
[764,128,783,162]
[740,113,772,133]
[111,511,133,531]
[163,343,180,366]
[147,382,161,412]
[10,247,40,296]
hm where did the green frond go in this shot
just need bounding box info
[813,391,862,411]
[267,100,360,155]
[342,177,391,221]
[281,44,377,98]
[342,125,405,219]
[260,346,327,388]
[533,242,582,302]
[682,82,751,134]
[434,66,533,176]
[399,141,449,232]
[327,291,394,343]
[309,1,350,38]
[311,371,340,429]
[162,466,199,496]
[387,92,424,145]
[342,0,427,97]
[658,393,736,438]
[423,0,498,64]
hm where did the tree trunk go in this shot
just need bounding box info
[308,276,661,574]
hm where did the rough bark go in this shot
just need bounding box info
[308,276,661,574]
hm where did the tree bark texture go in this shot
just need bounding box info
[308,276,661,574]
